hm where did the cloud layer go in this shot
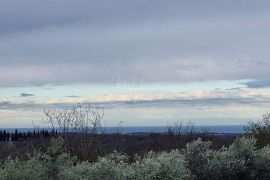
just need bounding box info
[1,1,270,127]
[0,0,270,86]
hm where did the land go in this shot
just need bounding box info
[0,131,238,162]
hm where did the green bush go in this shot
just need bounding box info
[182,137,260,180]
[244,113,270,147]
[131,150,191,180]
[203,148,245,180]
[60,151,130,180]
[0,156,47,180]
[254,145,270,178]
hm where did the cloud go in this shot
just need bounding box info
[1,0,268,36]
[244,80,270,89]
[2,96,270,112]
[0,0,270,87]
[0,99,11,109]
[20,93,34,97]
[1,87,270,110]
[65,95,80,98]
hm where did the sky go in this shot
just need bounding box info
[1,0,270,127]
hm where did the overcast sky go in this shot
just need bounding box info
[0,0,270,127]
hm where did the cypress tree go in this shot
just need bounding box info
[27,131,31,138]
[22,132,27,139]
[3,130,7,141]
[14,129,18,141]
[51,129,55,137]
[0,130,2,141]
[18,132,23,139]
[6,132,10,141]
[41,129,45,136]
[44,130,49,137]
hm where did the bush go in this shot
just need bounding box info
[244,113,270,147]
[0,156,47,180]
[61,150,192,180]
[228,136,257,177]
[254,145,270,178]
[0,137,76,180]
[131,150,191,180]
[203,148,245,180]
[183,138,212,179]
[208,137,256,180]
[60,151,130,180]
[183,137,258,180]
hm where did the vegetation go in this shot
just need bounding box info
[244,113,270,147]
[0,136,270,180]
[1,106,270,179]
[0,129,56,142]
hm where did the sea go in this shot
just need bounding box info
[0,125,245,134]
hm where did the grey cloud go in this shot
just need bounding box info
[225,87,243,91]
[0,58,270,87]
[0,0,270,86]
[118,97,270,108]
[245,80,270,89]
[0,101,37,109]
[2,96,270,111]
[1,0,269,36]
[0,100,11,108]
[20,93,34,97]
[65,95,80,98]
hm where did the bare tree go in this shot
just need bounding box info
[167,120,195,146]
[43,104,105,160]
[167,120,195,136]
[43,104,104,134]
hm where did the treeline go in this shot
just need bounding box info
[0,129,58,141]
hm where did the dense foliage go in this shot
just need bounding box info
[244,113,270,147]
[0,136,270,180]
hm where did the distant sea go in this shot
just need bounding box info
[0,125,245,134]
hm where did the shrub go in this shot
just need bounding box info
[131,150,192,180]
[182,137,258,180]
[0,156,47,180]
[254,145,270,178]
[183,138,212,179]
[244,113,270,147]
[203,148,245,180]
[0,137,77,180]
[37,137,77,179]
[60,151,130,180]
[227,136,257,179]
